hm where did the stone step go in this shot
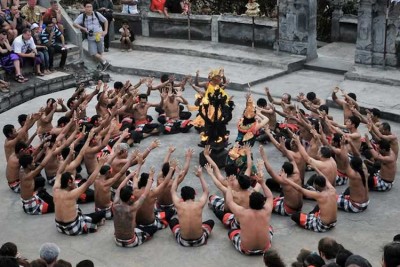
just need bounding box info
[304,56,352,75]
[110,36,306,71]
[345,65,400,86]
[99,47,289,90]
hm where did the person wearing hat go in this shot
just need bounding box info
[31,23,50,75]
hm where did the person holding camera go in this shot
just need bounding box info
[12,28,42,82]
[73,1,110,71]
[92,0,113,52]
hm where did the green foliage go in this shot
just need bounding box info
[316,0,333,42]
[342,0,358,15]
[190,0,277,16]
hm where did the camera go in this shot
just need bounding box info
[20,14,26,19]
[88,30,94,37]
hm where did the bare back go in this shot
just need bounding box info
[176,201,205,239]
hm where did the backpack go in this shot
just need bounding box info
[80,11,104,39]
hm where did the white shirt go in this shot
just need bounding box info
[12,35,36,54]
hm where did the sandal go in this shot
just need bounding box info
[15,75,28,83]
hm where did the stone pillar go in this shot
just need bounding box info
[354,0,373,64]
[140,0,150,36]
[331,0,344,42]
[278,0,317,60]
[211,15,219,42]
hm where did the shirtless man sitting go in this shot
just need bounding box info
[337,138,369,213]
[129,94,162,144]
[284,170,337,232]
[19,146,55,215]
[134,165,175,231]
[94,151,138,219]
[113,168,158,247]
[365,137,397,192]
[259,145,303,216]
[3,113,39,161]
[169,166,215,247]
[37,98,67,139]
[225,162,274,255]
[328,115,362,155]
[53,154,108,236]
[159,88,192,134]
[369,122,398,159]
[331,87,359,124]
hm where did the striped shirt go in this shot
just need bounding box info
[40,27,62,46]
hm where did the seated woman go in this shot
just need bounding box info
[0,28,26,84]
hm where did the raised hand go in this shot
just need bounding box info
[185,148,194,158]
[204,163,213,175]
[204,145,211,156]
[194,165,202,177]
[150,139,160,149]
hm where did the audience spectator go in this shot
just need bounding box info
[344,255,372,267]
[150,0,166,15]
[121,0,139,14]
[263,249,286,267]
[54,259,72,267]
[76,260,94,267]
[21,0,42,28]
[43,0,64,33]
[304,253,325,267]
[12,28,42,82]
[39,243,60,267]
[31,259,48,267]
[0,256,19,267]
[31,23,50,75]
[6,6,29,35]
[40,20,67,71]
[336,248,353,267]
[0,29,17,91]
[73,1,110,71]
[0,14,16,41]
[383,241,400,267]
[318,237,342,264]
[164,0,182,18]
[92,0,113,52]
[0,242,29,267]
[119,20,133,51]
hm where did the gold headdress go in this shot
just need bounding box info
[208,68,222,79]
[243,94,256,118]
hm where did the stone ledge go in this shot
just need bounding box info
[0,74,76,114]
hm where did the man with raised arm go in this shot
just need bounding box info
[134,165,175,231]
[225,159,274,255]
[169,166,215,247]
[283,169,337,232]
[259,145,303,216]
[53,154,108,236]
[113,169,158,247]
[331,87,359,123]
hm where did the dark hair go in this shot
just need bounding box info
[0,256,19,267]
[15,141,28,155]
[318,237,340,260]
[162,162,170,177]
[161,74,169,83]
[19,154,33,168]
[282,162,294,176]
[138,94,148,101]
[54,259,72,267]
[181,186,195,201]
[225,164,238,177]
[318,104,329,114]
[384,242,400,267]
[304,253,325,267]
[320,146,332,158]
[76,260,95,267]
[257,98,267,107]
[347,93,357,101]
[22,28,31,34]
[100,165,111,175]
[306,92,316,101]
[284,93,291,102]
[336,248,353,267]
[348,115,361,129]
[393,234,400,242]
[378,139,391,152]
[332,133,342,147]
[90,115,100,124]
[371,108,381,118]
[66,98,75,109]
[242,116,256,125]
[263,249,286,267]
[381,122,391,132]
[0,242,17,257]
[30,259,47,267]
[237,174,251,190]
[61,147,70,160]
[114,81,123,89]
[121,19,129,25]
[350,157,366,187]
[57,116,70,127]
[18,114,28,126]
[314,175,326,188]
[138,173,149,189]
[60,172,73,189]
[120,186,133,202]
[83,1,92,7]
[325,263,340,267]
[249,192,266,210]
[3,124,14,138]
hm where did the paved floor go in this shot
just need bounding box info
[0,69,399,267]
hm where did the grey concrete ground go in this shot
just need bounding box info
[0,69,399,267]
